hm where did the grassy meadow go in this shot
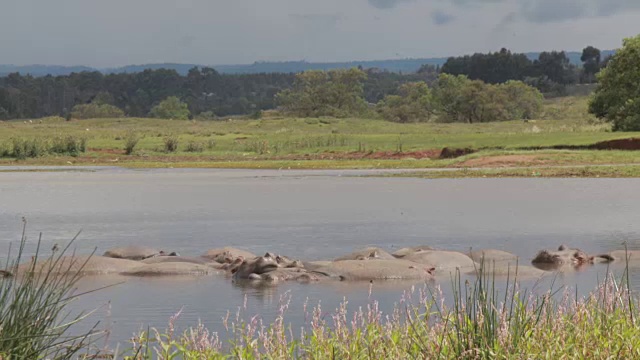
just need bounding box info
[2,96,640,174]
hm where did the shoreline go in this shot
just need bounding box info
[3,162,640,178]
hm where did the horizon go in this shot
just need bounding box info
[0,47,618,69]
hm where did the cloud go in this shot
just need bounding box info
[516,0,640,23]
[431,10,456,25]
[367,0,415,9]
[289,13,342,28]
[519,0,586,23]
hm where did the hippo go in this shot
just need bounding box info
[248,268,322,283]
[469,249,519,264]
[202,248,257,264]
[232,253,310,282]
[120,262,217,277]
[141,256,218,267]
[231,254,281,280]
[402,250,476,275]
[16,255,141,276]
[531,245,595,271]
[594,250,640,264]
[334,247,396,261]
[469,263,548,279]
[313,259,436,281]
[103,246,177,261]
[392,246,435,259]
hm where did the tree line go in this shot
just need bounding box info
[0,66,436,120]
[0,45,609,121]
[277,69,543,124]
[438,47,610,96]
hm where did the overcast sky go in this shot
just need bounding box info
[1,0,639,67]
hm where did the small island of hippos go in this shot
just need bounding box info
[5,244,638,283]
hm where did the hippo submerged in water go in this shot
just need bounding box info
[13,243,631,285]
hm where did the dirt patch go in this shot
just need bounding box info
[457,155,546,168]
[588,138,640,150]
[520,138,640,151]
[88,148,126,155]
[277,149,444,161]
[439,147,475,159]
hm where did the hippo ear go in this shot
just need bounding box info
[426,267,436,276]
[558,245,568,251]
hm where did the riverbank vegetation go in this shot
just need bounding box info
[3,96,640,171]
[121,267,640,359]
[0,222,105,359]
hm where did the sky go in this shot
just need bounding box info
[1,0,639,67]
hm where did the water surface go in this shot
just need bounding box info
[1,168,639,348]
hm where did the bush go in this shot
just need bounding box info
[149,97,191,120]
[163,135,179,153]
[50,136,87,156]
[124,131,141,155]
[12,138,49,159]
[70,103,125,119]
[184,140,204,153]
[0,220,103,358]
[196,111,217,120]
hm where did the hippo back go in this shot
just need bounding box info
[103,246,160,260]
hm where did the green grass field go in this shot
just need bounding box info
[2,96,640,175]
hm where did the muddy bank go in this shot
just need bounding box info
[521,138,640,151]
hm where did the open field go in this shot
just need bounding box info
[2,96,640,175]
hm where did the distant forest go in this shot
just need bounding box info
[0,47,614,120]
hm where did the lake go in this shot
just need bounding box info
[1,167,639,349]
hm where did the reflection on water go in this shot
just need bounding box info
[1,168,640,348]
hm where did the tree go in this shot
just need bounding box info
[581,46,601,83]
[149,96,191,120]
[498,80,544,120]
[376,82,434,123]
[432,73,470,122]
[275,68,367,117]
[589,35,640,131]
[533,51,577,85]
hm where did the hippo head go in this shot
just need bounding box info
[571,250,594,268]
[533,250,564,265]
[253,256,279,274]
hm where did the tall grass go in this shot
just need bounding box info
[124,132,141,155]
[0,220,105,359]
[1,136,87,159]
[116,263,640,359]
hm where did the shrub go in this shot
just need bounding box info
[184,140,204,153]
[50,136,87,156]
[0,141,10,157]
[163,135,179,153]
[70,103,125,119]
[196,111,217,120]
[124,132,141,155]
[149,97,191,120]
[12,138,48,159]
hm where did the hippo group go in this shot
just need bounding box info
[10,243,637,285]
